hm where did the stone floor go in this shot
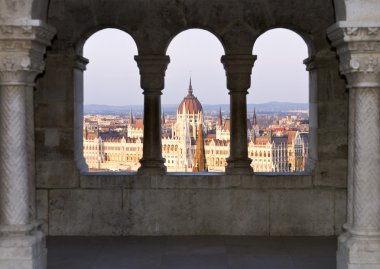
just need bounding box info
[47,236,337,269]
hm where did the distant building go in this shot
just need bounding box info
[83,80,309,173]
[83,134,143,171]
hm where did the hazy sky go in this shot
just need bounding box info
[84,28,308,106]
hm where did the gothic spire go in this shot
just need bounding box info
[188,76,193,96]
[128,107,134,125]
[217,107,223,127]
[252,107,257,127]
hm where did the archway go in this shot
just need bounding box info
[163,29,228,173]
[249,28,309,173]
[82,28,142,172]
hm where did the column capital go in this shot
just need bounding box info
[74,56,89,71]
[221,54,257,94]
[45,53,89,71]
[0,20,56,84]
[303,50,337,71]
[327,22,380,88]
[134,55,170,95]
[221,54,257,73]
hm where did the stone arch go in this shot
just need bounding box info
[77,28,141,172]
[253,26,314,56]
[164,28,226,55]
[75,26,139,56]
[251,27,312,173]
[164,27,227,109]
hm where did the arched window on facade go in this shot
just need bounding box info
[163,29,227,173]
[249,28,309,174]
[81,28,141,173]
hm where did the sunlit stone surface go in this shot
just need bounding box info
[0,0,379,268]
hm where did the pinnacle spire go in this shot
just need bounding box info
[253,107,257,127]
[188,75,193,95]
[193,124,207,172]
[128,107,134,125]
[217,107,223,127]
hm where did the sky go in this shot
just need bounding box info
[83,28,308,106]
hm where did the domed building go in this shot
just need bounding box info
[162,79,205,172]
[173,79,204,140]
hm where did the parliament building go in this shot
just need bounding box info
[83,81,309,173]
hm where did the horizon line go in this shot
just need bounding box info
[84,101,309,106]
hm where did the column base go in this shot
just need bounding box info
[225,158,253,175]
[0,223,47,269]
[337,231,380,269]
[137,158,167,176]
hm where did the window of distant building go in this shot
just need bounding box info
[81,28,142,173]
[163,29,228,173]
[248,28,310,173]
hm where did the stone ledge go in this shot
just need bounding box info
[78,173,314,189]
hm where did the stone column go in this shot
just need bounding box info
[328,23,380,269]
[0,21,55,269]
[74,56,90,172]
[35,51,88,188]
[221,55,256,174]
[303,51,347,183]
[135,55,170,175]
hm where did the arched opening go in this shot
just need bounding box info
[163,29,228,172]
[82,28,142,172]
[249,28,309,173]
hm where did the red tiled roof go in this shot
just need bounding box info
[287,131,297,144]
[205,138,229,146]
[134,119,144,129]
[254,137,271,145]
[207,134,216,139]
[223,119,230,131]
[86,133,97,140]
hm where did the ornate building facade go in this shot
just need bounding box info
[83,81,309,173]
[83,81,204,172]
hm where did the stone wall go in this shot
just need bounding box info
[35,0,348,236]
[36,174,346,236]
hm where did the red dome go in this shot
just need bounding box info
[178,80,203,114]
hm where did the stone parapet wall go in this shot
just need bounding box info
[37,174,346,236]
[33,0,347,240]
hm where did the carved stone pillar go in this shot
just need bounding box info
[221,55,256,174]
[328,23,380,269]
[74,56,90,172]
[135,55,170,175]
[0,22,55,269]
